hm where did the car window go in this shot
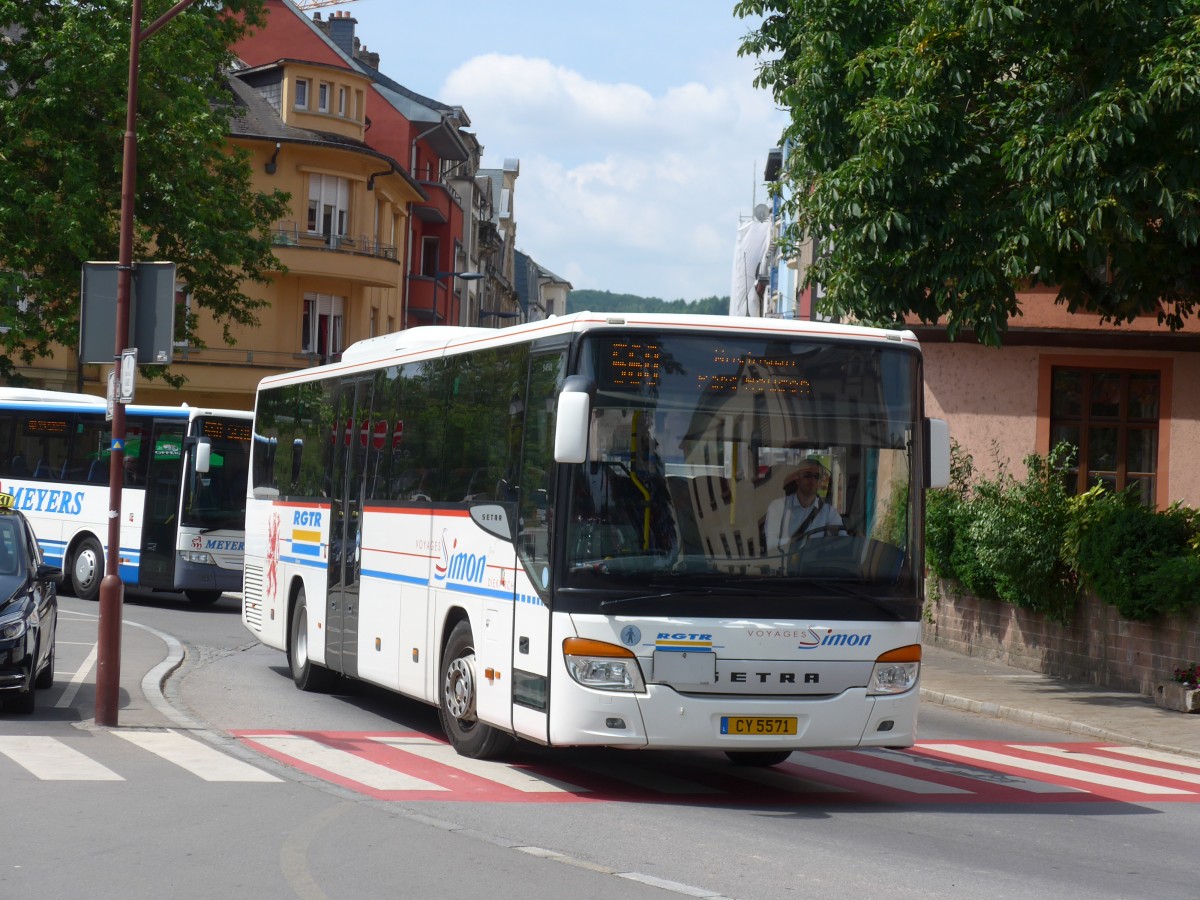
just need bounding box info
[0,521,20,575]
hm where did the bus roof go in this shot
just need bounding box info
[263,313,921,390]
[0,387,250,419]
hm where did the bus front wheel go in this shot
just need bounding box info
[69,536,104,602]
[288,588,335,692]
[438,621,514,760]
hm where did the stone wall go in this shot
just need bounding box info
[923,579,1200,696]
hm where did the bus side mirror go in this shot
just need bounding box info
[925,417,950,489]
[195,438,212,474]
[554,376,594,464]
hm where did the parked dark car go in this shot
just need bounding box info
[0,504,62,714]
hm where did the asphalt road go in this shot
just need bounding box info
[4,593,1200,900]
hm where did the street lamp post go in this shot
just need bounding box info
[432,270,482,325]
[96,0,201,728]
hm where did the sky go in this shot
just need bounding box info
[307,0,788,303]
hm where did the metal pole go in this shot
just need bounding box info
[95,0,200,728]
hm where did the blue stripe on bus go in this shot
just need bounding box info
[290,543,323,557]
[359,568,427,586]
[279,554,326,569]
[357,568,545,606]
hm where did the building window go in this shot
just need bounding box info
[307,174,349,243]
[1050,366,1161,504]
[174,284,192,348]
[318,82,330,113]
[369,306,378,338]
[302,293,344,363]
[294,79,309,109]
[337,86,347,117]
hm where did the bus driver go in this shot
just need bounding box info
[764,456,844,554]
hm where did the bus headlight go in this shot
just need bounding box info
[563,637,646,692]
[868,644,921,695]
[179,550,215,565]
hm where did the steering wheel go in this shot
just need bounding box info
[793,524,847,545]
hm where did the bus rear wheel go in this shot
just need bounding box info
[69,536,104,602]
[725,750,794,767]
[288,588,335,692]
[438,621,513,760]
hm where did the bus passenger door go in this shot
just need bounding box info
[138,420,186,590]
[508,346,565,744]
[327,378,372,677]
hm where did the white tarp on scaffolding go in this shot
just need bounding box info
[730,218,771,317]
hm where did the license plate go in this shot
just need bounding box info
[720,716,798,735]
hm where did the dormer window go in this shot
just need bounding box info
[318,82,330,113]
[294,79,309,109]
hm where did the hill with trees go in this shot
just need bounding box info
[567,290,728,316]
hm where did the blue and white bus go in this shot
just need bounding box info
[0,388,250,604]
[243,314,949,762]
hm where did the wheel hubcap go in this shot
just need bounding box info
[74,549,97,587]
[445,656,476,720]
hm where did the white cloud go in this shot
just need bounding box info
[442,54,786,302]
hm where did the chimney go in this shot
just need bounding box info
[326,10,357,58]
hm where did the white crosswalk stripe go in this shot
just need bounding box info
[869,748,1082,793]
[0,735,122,781]
[243,734,448,791]
[370,735,589,793]
[114,730,281,782]
[785,752,973,794]
[0,732,277,783]
[1100,746,1200,771]
[920,743,1193,795]
[1009,745,1200,787]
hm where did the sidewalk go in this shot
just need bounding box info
[920,643,1200,760]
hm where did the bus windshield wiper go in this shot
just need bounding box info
[599,582,768,610]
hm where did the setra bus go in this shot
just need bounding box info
[0,388,251,604]
[243,313,949,763]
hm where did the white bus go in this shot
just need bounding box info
[243,313,949,763]
[0,388,251,604]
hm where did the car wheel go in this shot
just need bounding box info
[185,590,223,605]
[69,536,104,602]
[287,588,335,692]
[725,750,794,767]
[35,640,54,689]
[438,620,514,759]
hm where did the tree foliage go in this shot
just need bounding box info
[736,0,1200,344]
[0,0,289,381]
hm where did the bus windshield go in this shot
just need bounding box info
[181,415,251,531]
[562,333,921,615]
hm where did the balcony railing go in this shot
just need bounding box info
[270,223,397,260]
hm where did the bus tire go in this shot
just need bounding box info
[186,590,223,605]
[438,620,514,760]
[725,750,793,767]
[69,536,104,602]
[288,588,335,692]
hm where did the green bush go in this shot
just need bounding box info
[1066,488,1200,620]
[931,441,1200,623]
[926,442,1077,620]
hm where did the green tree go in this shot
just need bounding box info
[0,0,289,380]
[736,0,1200,345]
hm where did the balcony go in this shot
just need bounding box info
[270,223,400,287]
[411,176,463,224]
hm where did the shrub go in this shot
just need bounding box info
[1068,488,1200,620]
